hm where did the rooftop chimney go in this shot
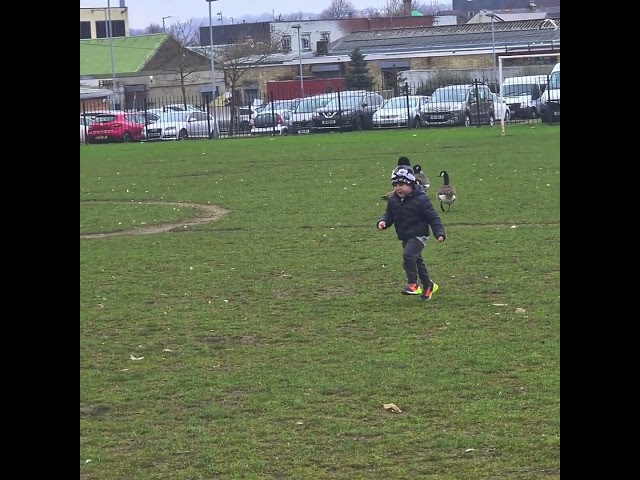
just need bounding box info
[119,0,126,8]
[528,1,538,10]
[403,0,411,15]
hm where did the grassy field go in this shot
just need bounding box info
[80,124,560,479]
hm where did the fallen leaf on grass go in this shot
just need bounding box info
[383,403,402,413]
[130,354,144,361]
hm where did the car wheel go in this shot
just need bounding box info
[354,116,364,131]
[489,114,495,126]
[178,129,188,140]
[122,132,132,142]
[280,128,289,136]
[240,121,250,132]
[464,114,471,127]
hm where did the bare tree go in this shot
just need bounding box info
[361,7,383,18]
[382,0,429,15]
[282,11,306,21]
[146,19,210,108]
[320,0,357,19]
[145,23,162,34]
[219,34,281,135]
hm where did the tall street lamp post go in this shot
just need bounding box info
[206,0,220,138]
[106,0,116,98]
[217,11,224,42]
[291,25,304,97]
[162,16,172,31]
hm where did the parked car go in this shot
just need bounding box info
[86,111,147,143]
[423,84,495,127]
[251,110,291,136]
[237,106,254,132]
[372,95,430,129]
[141,111,219,141]
[80,115,94,144]
[286,93,338,134]
[312,90,384,131]
[491,92,510,122]
[251,99,300,136]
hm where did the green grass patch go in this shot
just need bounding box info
[80,202,198,234]
[81,124,560,479]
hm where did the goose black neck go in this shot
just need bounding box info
[442,172,449,185]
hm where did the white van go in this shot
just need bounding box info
[500,75,547,119]
[540,63,560,121]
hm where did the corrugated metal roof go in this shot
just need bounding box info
[328,19,559,55]
[80,87,114,100]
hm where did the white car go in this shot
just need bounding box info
[372,95,430,129]
[80,115,94,144]
[142,111,219,141]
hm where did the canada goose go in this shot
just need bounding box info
[436,170,456,212]
[412,164,430,190]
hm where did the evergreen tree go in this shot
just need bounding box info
[386,67,408,96]
[345,48,374,91]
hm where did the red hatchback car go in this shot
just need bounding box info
[87,111,146,143]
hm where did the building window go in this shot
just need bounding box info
[80,21,91,39]
[301,33,311,51]
[320,31,330,43]
[467,11,475,18]
[95,20,126,38]
[282,34,292,52]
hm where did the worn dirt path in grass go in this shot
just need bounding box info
[80,201,229,239]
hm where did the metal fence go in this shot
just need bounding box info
[80,78,559,144]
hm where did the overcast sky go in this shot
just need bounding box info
[80,1,450,29]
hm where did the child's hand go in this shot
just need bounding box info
[436,236,445,242]
[378,221,386,230]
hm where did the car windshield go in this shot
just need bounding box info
[549,71,560,89]
[296,96,335,113]
[165,104,200,112]
[260,100,299,113]
[156,112,191,123]
[324,95,363,109]
[381,97,420,110]
[93,115,118,123]
[429,87,467,103]
[502,84,535,97]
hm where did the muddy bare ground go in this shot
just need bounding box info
[80,201,229,239]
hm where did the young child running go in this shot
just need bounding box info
[377,166,446,300]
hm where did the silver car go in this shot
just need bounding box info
[142,111,219,141]
[372,95,430,129]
